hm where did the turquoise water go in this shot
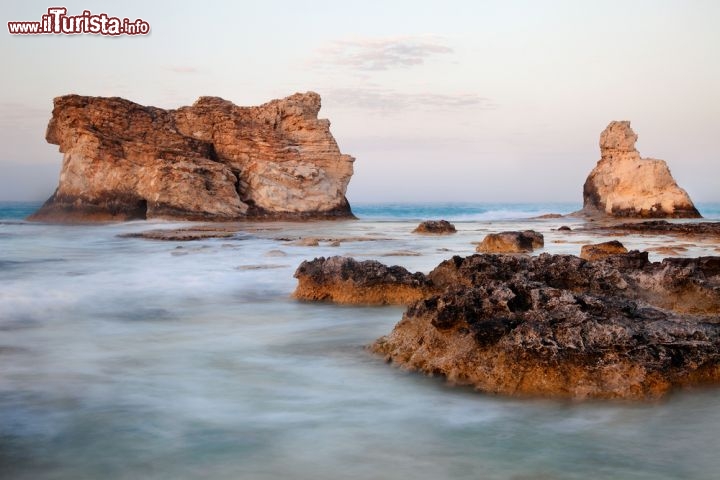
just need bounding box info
[4,201,720,221]
[0,202,43,220]
[353,201,720,221]
[1,200,720,479]
[352,202,580,220]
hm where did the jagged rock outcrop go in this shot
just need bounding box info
[413,220,457,234]
[580,240,628,261]
[293,256,433,305]
[582,121,700,218]
[29,92,355,221]
[293,252,720,399]
[372,253,720,399]
[476,230,544,253]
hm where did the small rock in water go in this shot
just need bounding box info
[476,230,544,253]
[413,220,457,234]
[293,256,432,305]
[292,238,320,247]
[580,240,628,261]
[645,245,689,257]
[236,264,288,271]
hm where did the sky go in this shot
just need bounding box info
[0,0,718,203]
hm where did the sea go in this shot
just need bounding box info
[2,200,720,480]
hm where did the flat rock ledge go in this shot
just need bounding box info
[120,225,242,241]
[295,253,720,399]
[594,220,720,237]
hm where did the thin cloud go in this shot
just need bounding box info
[324,88,495,113]
[312,36,453,71]
[0,103,49,128]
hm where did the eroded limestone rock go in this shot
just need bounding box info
[582,121,700,218]
[30,92,354,221]
[294,252,720,399]
[373,253,720,399]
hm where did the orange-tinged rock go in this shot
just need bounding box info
[580,240,628,261]
[30,92,355,222]
[582,121,700,218]
[476,230,544,253]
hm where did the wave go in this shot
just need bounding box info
[352,202,579,221]
[446,209,566,221]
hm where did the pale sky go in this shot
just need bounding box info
[1,0,718,203]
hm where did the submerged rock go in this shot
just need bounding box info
[30,92,355,222]
[580,240,628,261]
[292,238,321,247]
[581,121,700,218]
[120,226,240,241]
[413,220,457,234]
[293,256,433,305]
[476,230,544,253]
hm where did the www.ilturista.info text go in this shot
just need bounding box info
[8,7,150,35]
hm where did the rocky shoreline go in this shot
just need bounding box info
[295,251,720,400]
[24,91,720,400]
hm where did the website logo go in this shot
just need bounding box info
[8,7,150,36]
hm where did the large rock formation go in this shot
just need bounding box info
[294,253,720,399]
[30,92,355,221]
[582,121,700,218]
[378,253,720,399]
